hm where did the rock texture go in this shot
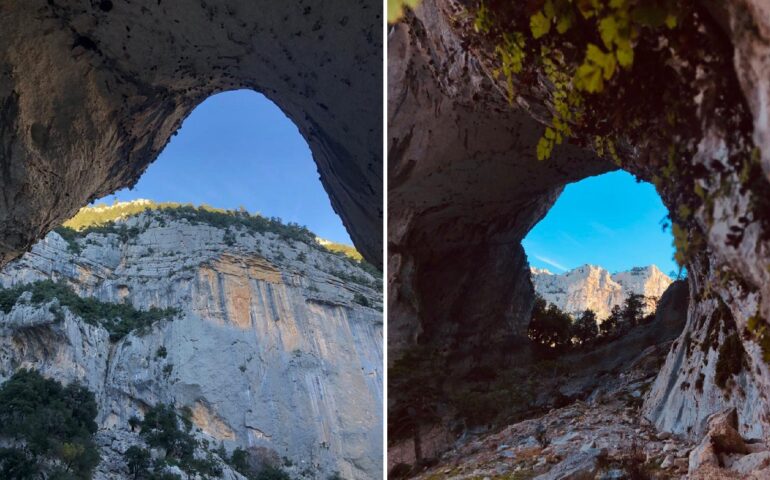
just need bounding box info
[0,0,382,267]
[0,206,383,479]
[388,0,770,458]
[532,265,672,319]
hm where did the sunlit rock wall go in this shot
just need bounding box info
[0,211,383,479]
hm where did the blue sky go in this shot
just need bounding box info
[522,171,678,275]
[99,89,352,245]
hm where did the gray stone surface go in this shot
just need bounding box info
[0,210,383,479]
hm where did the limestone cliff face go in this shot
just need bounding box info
[0,209,383,479]
[532,265,672,319]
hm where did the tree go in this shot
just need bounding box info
[601,305,622,337]
[125,446,151,479]
[528,296,572,352]
[0,369,100,479]
[621,294,646,327]
[571,310,599,346]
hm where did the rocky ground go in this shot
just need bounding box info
[406,340,770,480]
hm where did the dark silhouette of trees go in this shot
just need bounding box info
[571,309,599,346]
[528,295,573,353]
[621,293,646,328]
[600,304,622,337]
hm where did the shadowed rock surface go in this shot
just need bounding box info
[0,0,382,266]
[388,0,770,467]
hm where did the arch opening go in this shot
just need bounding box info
[523,171,684,344]
[0,90,383,479]
[98,89,355,248]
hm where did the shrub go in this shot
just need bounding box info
[156,346,168,359]
[715,333,746,390]
[353,293,371,308]
[0,369,100,479]
[125,445,151,479]
[226,447,292,480]
[126,403,222,479]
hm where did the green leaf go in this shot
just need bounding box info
[536,137,553,161]
[556,10,574,34]
[665,13,678,29]
[530,10,551,39]
[575,63,603,93]
[598,16,618,49]
[615,40,634,68]
[388,0,420,23]
[543,0,556,19]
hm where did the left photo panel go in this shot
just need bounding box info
[0,2,383,480]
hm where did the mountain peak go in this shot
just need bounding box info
[531,263,672,320]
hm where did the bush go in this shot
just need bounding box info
[126,403,222,479]
[715,333,746,390]
[353,293,371,308]
[0,369,100,479]
[226,447,292,480]
[0,280,179,341]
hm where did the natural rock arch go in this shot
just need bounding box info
[388,0,770,447]
[0,0,382,266]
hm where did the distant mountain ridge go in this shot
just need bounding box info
[531,264,672,320]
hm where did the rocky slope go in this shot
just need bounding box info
[531,265,673,319]
[398,281,770,479]
[0,203,383,479]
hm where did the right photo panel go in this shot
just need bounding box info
[388,1,770,479]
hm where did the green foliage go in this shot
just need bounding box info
[715,333,746,391]
[225,448,292,480]
[156,346,168,359]
[748,312,770,363]
[320,241,363,262]
[0,369,100,479]
[496,32,527,102]
[475,0,683,159]
[527,295,572,352]
[125,446,151,479]
[55,226,84,254]
[127,404,223,480]
[0,280,179,341]
[352,293,371,308]
[62,201,316,247]
[621,293,645,327]
[600,304,621,336]
[571,309,599,345]
[388,0,420,22]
